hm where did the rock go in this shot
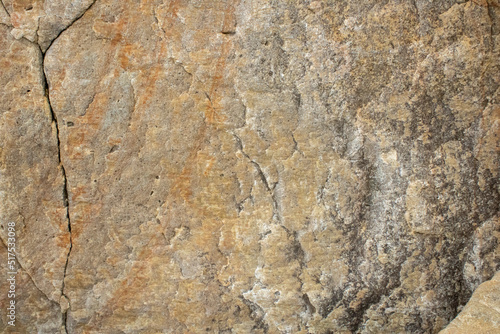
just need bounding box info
[1,0,95,50]
[0,24,67,332]
[440,271,500,334]
[0,0,499,333]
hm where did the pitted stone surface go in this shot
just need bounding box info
[1,1,499,333]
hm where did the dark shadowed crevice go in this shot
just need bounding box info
[0,0,9,17]
[43,0,97,53]
[36,3,97,331]
[39,45,72,333]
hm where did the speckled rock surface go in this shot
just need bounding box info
[439,271,500,334]
[1,0,499,333]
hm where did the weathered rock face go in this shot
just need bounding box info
[1,0,95,50]
[439,271,500,334]
[1,0,499,333]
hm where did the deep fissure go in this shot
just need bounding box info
[34,2,97,331]
[40,44,72,334]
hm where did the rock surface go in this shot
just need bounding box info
[439,271,500,334]
[1,0,95,50]
[1,0,499,333]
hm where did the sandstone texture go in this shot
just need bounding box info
[0,0,499,333]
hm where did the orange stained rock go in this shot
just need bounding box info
[76,2,241,330]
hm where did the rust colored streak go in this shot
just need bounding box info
[66,91,108,159]
[83,240,162,331]
[168,119,209,206]
[163,0,181,31]
[71,202,103,240]
[68,3,169,241]
[137,43,169,108]
[167,1,238,201]
[81,2,240,330]
[204,2,237,124]
[204,40,230,124]
[82,129,208,330]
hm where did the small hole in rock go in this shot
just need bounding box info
[67,121,74,127]
[109,145,119,153]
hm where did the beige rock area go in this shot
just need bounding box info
[0,0,499,333]
[439,271,500,334]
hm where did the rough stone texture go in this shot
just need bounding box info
[1,0,95,50]
[0,0,499,333]
[440,271,500,334]
[0,23,68,332]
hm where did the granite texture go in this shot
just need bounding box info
[0,0,499,333]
